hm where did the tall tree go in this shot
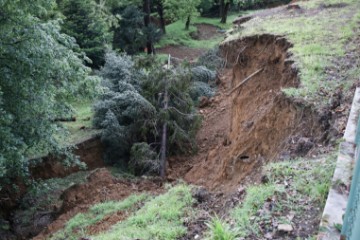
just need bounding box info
[155,0,166,33]
[165,0,202,30]
[220,0,231,23]
[58,0,111,68]
[143,0,153,54]
[0,0,98,179]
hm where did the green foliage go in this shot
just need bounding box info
[51,194,148,240]
[191,66,217,84]
[237,0,291,9]
[197,47,225,70]
[189,81,216,102]
[164,0,202,29]
[189,65,217,103]
[113,6,145,54]
[130,142,160,175]
[93,184,194,240]
[219,155,336,238]
[0,0,98,179]
[94,53,200,171]
[230,184,278,236]
[112,6,162,54]
[206,216,237,240]
[58,0,112,68]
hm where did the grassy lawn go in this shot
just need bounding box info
[62,99,100,144]
[157,13,245,49]
[51,184,194,240]
[225,0,360,105]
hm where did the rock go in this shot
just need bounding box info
[277,224,293,232]
[192,187,209,203]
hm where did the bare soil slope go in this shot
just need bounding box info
[170,34,326,192]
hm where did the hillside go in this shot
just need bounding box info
[1,0,360,239]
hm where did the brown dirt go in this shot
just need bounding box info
[191,23,221,40]
[33,168,163,240]
[157,45,206,61]
[169,34,325,193]
[86,210,129,235]
[29,137,105,180]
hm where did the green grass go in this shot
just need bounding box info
[205,216,237,240]
[157,13,244,49]
[93,184,194,240]
[51,194,148,240]
[225,0,360,105]
[223,155,336,238]
[62,99,100,144]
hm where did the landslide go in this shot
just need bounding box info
[169,34,330,192]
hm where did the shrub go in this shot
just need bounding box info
[189,81,215,102]
[191,66,217,85]
[197,47,225,70]
[130,142,159,175]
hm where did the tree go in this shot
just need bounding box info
[94,53,200,176]
[0,0,98,179]
[58,0,111,68]
[165,0,202,30]
[143,0,153,54]
[155,0,166,33]
[220,0,231,23]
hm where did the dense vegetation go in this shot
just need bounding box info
[0,0,295,184]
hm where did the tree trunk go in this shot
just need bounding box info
[220,2,230,23]
[160,55,170,178]
[157,1,166,34]
[143,0,153,54]
[219,0,224,18]
[185,15,191,30]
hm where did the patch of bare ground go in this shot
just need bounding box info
[190,23,221,40]
[169,34,329,193]
[157,45,206,61]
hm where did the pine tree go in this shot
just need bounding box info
[58,0,111,68]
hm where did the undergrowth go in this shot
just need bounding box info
[207,155,336,239]
[91,184,194,240]
[51,194,148,240]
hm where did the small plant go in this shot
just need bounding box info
[206,216,236,240]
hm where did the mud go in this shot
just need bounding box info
[169,34,326,193]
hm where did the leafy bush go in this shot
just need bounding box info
[191,66,217,85]
[189,81,215,102]
[197,47,225,70]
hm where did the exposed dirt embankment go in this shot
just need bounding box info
[173,34,327,192]
[33,169,162,240]
[30,137,105,180]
